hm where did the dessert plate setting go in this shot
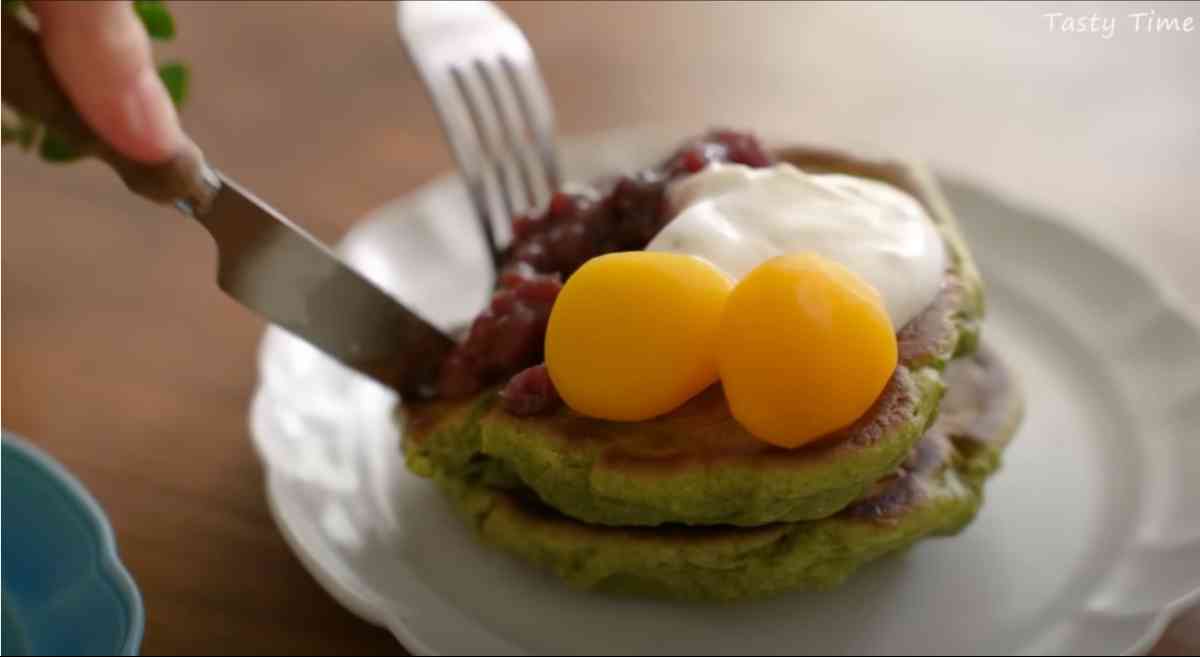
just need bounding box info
[249,130,1200,655]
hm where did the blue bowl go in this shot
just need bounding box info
[1,433,143,655]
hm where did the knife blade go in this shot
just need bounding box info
[1,10,454,397]
[195,172,455,397]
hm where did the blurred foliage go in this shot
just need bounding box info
[134,0,175,40]
[158,61,189,106]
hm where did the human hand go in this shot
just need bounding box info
[28,0,182,163]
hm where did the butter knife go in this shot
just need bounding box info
[1,12,454,397]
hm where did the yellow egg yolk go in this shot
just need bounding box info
[717,253,898,448]
[545,252,734,421]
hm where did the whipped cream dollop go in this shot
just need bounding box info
[646,162,946,329]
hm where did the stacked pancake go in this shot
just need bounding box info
[401,143,1023,601]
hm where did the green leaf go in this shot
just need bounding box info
[2,0,31,20]
[134,0,175,40]
[158,62,189,106]
[1,123,21,146]
[39,131,83,162]
[20,124,38,148]
[2,112,38,149]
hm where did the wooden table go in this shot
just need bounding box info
[3,2,1197,654]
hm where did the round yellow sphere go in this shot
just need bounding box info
[717,253,898,448]
[545,252,734,421]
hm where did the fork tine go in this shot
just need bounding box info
[476,59,539,214]
[398,0,561,275]
[465,59,523,227]
[447,66,503,271]
[500,55,561,195]
[451,65,516,252]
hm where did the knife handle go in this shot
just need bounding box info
[1,10,217,215]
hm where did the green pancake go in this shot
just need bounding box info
[425,345,1022,601]
[403,148,986,527]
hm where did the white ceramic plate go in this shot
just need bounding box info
[249,131,1200,655]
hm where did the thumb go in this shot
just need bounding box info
[29,0,182,164]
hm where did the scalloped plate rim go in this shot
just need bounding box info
[1,432,145,656]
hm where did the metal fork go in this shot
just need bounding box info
[397,0,561,274]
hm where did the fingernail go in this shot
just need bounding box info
[122,67,183,163]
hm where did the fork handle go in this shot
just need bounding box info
[1,11,217,215]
